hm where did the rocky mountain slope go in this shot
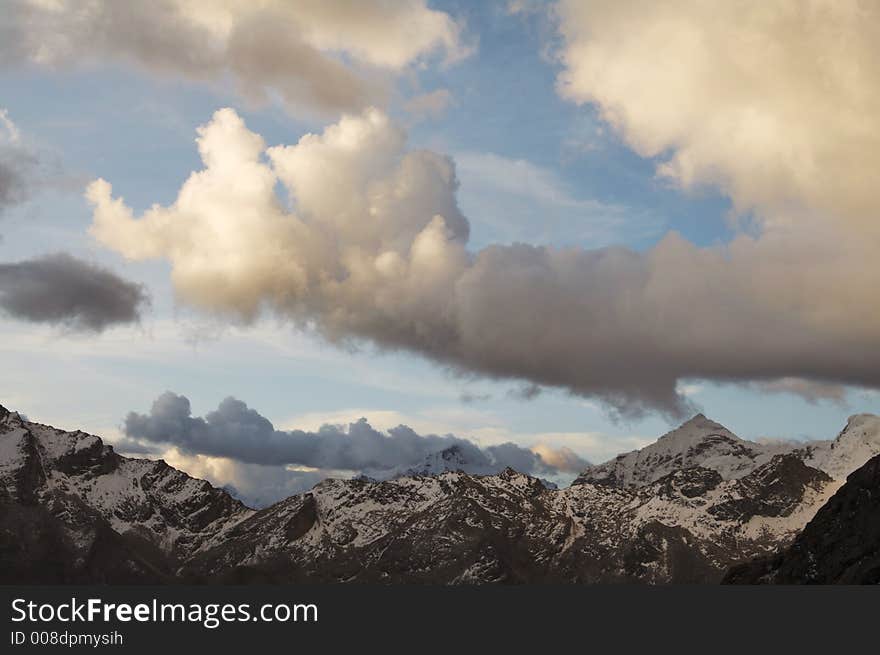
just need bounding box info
[724,452,880,584]
[0,404,251,582]
[573,413,880,488]
[2,402,879,583]
[185,452,834,583]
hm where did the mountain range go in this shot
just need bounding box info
[2,403,879,583]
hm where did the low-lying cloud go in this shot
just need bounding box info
[0,253,149,331]
[158,447,329,509]
[2,0,466,116]
[123,392,568,479]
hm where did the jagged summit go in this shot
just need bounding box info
[401,443,500,478]
[655,413,737,445]
[4,407,880,583]
[404,444,475,476]
[0,410,251,582]
[575,410,880,491]
[799,412,880,481]
[573,413,767,488]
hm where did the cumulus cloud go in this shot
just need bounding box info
[1,0,466,116]
[122,392,565,479]
[87,104,880,418]
[554,0,880,233]
[0,253,148,331]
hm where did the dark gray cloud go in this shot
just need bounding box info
[507,383,542,401]
[0,253,149,331]
[123,392,565,477]
[0,109,147,332]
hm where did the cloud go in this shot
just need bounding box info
[0,109,147,333]
[155,447,328,508]
[508,384,542,401]
[554,0,880,233]
[405,88,454,119]
[88,107,880,419]
[0,108,42,216]
[1,0,466,116]
[0,253,148,331]
[122,392,566,479]
[530,444,588,473]
[459,391,491,404]
[752,377,848,406]
[110,410,329,508]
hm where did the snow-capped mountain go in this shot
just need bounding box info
[184,452,838,583]
[3,402,880,583]
[574,414,785,488]
[402,444,488,476]
[574,412,880,488]
[725,451,880,584]
[0,405,251,582]
[398,445,558,489]
[796,413,880,480]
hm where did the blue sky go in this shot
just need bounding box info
[0,0,873,493]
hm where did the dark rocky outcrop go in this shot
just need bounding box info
[725,453,880,584]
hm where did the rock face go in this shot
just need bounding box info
[2,404,880,584]
[184,459,810,584]
[0,406,251,583]
[724,453,880,584]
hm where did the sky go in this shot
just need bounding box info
[1,0,877,505]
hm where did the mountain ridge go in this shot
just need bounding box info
[3,405,880,583]
[574,412,880,488]
[724,451,880,584]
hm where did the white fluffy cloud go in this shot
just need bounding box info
[2,0,466,115]
[555,0,880,232]
[86,106,880,417]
